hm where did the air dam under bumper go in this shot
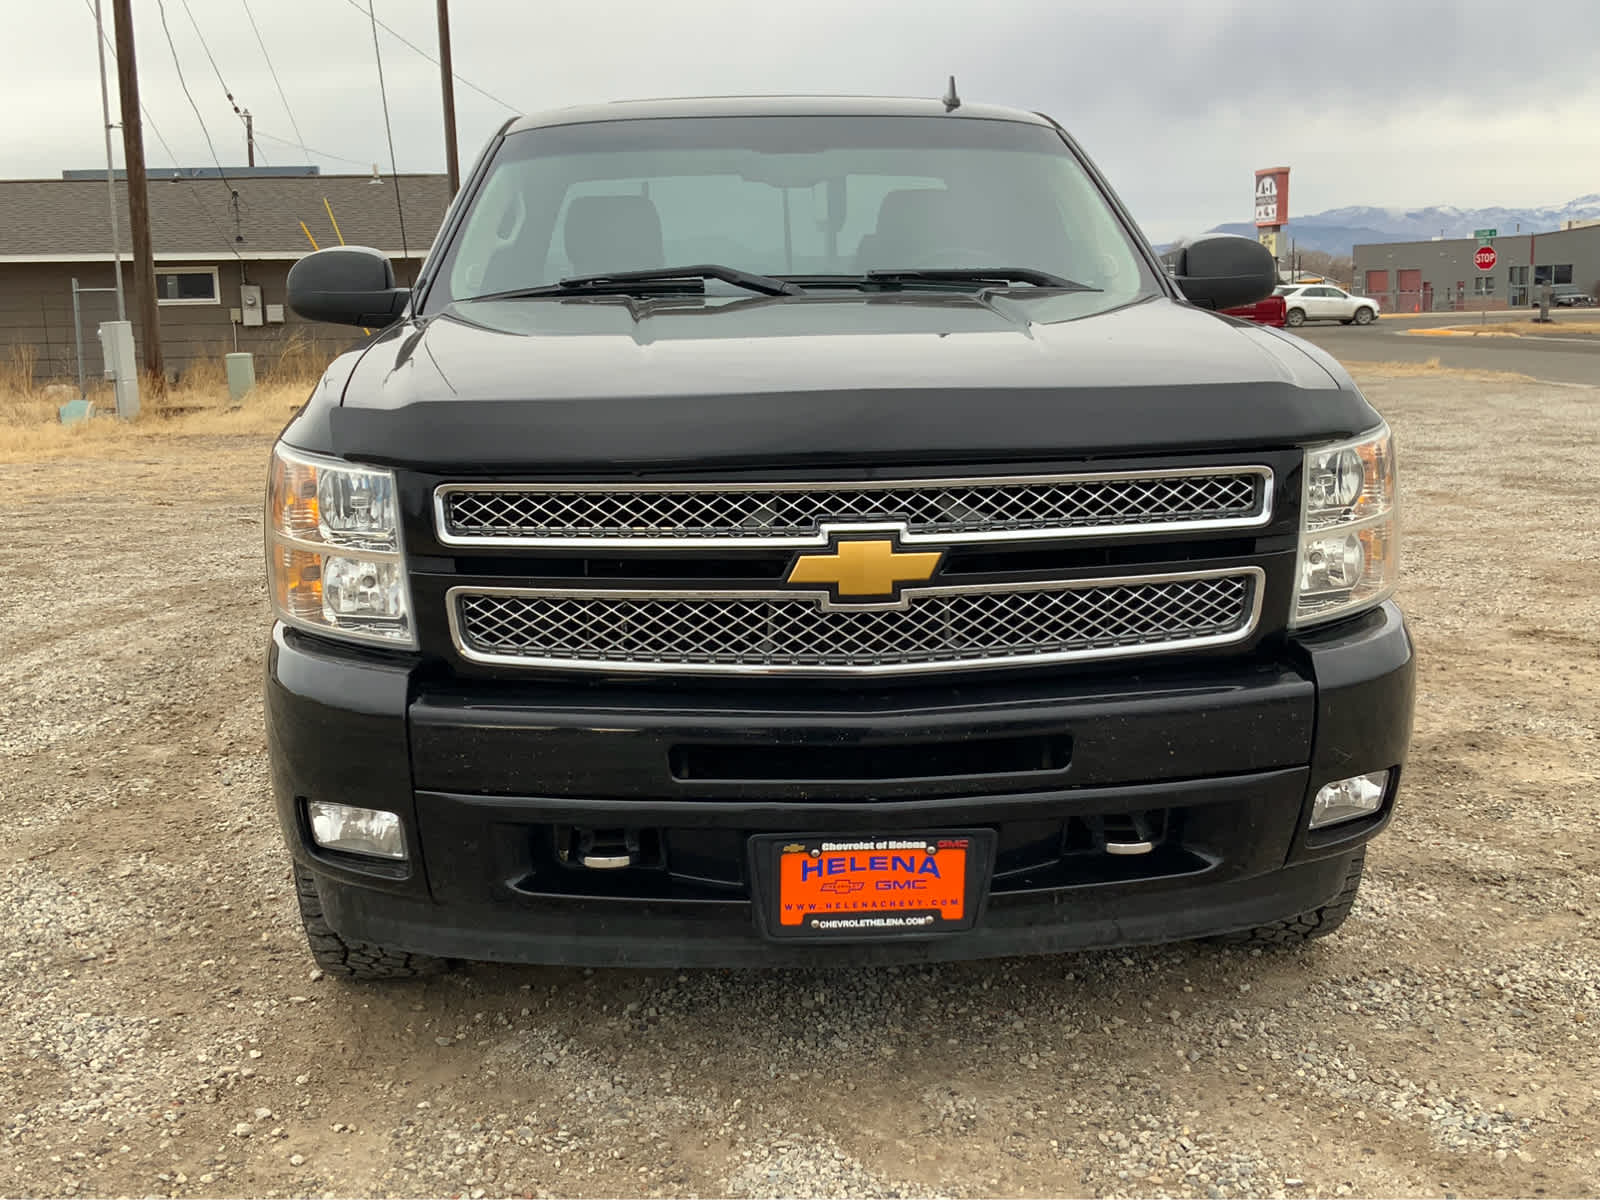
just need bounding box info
[266,602,1414,968]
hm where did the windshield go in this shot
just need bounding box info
[425,116,1156,309]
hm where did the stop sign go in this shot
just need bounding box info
[1475,245,1498,271]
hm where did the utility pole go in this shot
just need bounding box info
[93,0,126,321]
[245,109,255,167]
[111,0,164,391]
[436,0,460,195]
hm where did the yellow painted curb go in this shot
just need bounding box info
[1402,328,1520,338]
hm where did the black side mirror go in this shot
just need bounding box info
[1162,234,1278,311]
[287,246,411,328]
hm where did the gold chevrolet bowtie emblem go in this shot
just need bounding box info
[787,539,942,598]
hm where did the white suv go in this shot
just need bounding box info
[1277,284,1379,327]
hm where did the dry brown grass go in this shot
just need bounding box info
[0,344,1565,468]
[0,341,322,463]
[1347,357,1536,384]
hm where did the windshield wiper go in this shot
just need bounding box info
[784,268,1096,292]
[465,264,804,303]
[867,267,1093,289]
[564,264,803,296]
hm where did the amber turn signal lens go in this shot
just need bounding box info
[270,545,323,619]
[268,451,320,538]
[265,443,414,647]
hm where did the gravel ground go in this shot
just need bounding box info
[2,372,1599,1198]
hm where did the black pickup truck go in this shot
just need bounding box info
[268,96,1414,977]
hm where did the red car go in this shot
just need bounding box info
[1222,293,1287,327]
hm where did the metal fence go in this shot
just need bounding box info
[3,279,353,389]
[1358,284,1598,314]
[1362,287,1516,314]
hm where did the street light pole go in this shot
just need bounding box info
[93,0,126,321]
[436,0,460,195]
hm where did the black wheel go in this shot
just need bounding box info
[1213,850,1365,948]
[1285,307,1306,327]
[294,867,448,980]
[1353,306,1376,326]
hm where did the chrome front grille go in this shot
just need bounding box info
[448,569,1262,676]
[436,468,1272,548]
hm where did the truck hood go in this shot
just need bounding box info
[323,292,1378,472]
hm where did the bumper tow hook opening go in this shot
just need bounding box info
[576,827,642,870]
[1094,811,1157,856]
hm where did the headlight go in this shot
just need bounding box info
[266,443,415,647]
[1291,422,1399,628]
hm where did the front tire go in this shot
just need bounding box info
[1214,850,1365,948]
[1353,306,1376,326]
[294,867,448,980]
[1285,308,1306,327]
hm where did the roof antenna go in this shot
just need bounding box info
[942,75,961,112]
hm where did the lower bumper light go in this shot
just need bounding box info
[1309,770,1390,830]
[307,801,407,859]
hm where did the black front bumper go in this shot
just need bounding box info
[266,602,1414,967]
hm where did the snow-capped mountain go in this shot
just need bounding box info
[1203,194,1600,256]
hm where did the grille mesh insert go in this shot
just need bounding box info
[454,573,1256,674]
[441,473,1265,543]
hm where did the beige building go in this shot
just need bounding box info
[1353,223,1600,312]
[0,169,448,382]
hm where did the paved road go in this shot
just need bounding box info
[1291,316,1600,385]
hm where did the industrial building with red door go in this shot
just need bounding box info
[1353,221,1600,312]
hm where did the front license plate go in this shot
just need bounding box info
[755,832,994,940]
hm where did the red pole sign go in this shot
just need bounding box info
[1254,167,1290,228]
[1474,246,1498,271]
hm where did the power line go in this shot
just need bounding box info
[253,128,373,170]
[337,0,517,113]
[177,0,260,161]
[366,1,411,279]
[81,0,182,168]
[82,0,251,266]
[180,0,240,111]
[142,109,183,171]
[239,0,383,176]
[239,0,311,164]
[153,0,247,266]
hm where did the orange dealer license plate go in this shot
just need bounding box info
[754,832,994,940]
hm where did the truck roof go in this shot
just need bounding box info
[503,95,1054,134]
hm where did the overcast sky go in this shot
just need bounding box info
[6,0,1598,242]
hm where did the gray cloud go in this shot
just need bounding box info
[7,0,1598,242]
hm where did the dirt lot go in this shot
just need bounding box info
[2,369,1598,1199]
